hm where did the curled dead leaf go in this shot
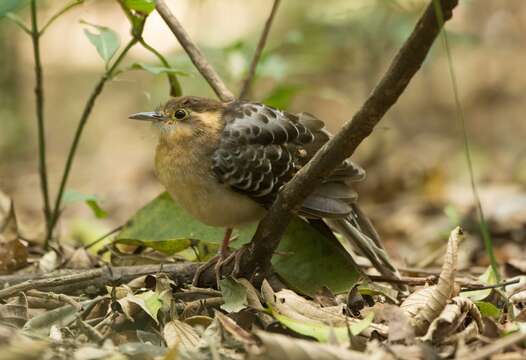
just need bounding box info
[423,296,484,343]
[400,227,462,335]
[0,195,27,273]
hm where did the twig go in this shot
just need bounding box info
[39,0,84,36]
[84,225,123,250]
[46,39,138,243]
[155,0,235,102]
[459,278,520,292]
[30,0,52,238]
[195,0,459,287]
[0,263,200,298]
[26,289,82,310]
[461,331,526,360]
[239,0,281,99]
[368,274,520,291]
[139,38,183,97]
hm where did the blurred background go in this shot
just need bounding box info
[1,0,525,269]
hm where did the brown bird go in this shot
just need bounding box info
[129,96,398,283]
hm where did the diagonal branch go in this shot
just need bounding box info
[239,0,281,100]
[155,0,235,102]
[197,0,459,286]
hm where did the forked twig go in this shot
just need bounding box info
[239,0,281,99]
[155,0,235,102]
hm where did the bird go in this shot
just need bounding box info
[129,96,399,284]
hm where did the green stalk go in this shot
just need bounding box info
[46,39,138,246]
[432,0,500,281]
[139,38,182,96]
[30,0,52,234]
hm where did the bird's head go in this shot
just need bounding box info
[129,96,226,143]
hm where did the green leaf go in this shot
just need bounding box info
[114,238,193,255]
[130,63,189,76]
[461,266,498,301]
[23,298,100,334]
[475,301,501,319]
[262,84,301,109]
[62,189,108,219]
[116,193,360,296]
[125,290,163,324]
[220,277,248,313]
[269,307,374,342]
[123,0,155,14]
[0,0,29,18]
[82,22,120,64]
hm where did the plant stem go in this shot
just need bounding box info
[30,0,52,236]
[45,39,138,245]
[431,0,500,282]
[139,38,182,96]
[5,13,32,35]
[239,0,281,100]
[39,0,84,36]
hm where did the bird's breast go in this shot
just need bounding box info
[155,142,265,228]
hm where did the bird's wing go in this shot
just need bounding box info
[211,102,365,217]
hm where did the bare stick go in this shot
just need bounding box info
[155,0,235,102]
[195,0,459,286]
[0,263,200,299]
[30,0,52,235]
[239,0,281,99]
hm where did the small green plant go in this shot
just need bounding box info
[1,0,182,247]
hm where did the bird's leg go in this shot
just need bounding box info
[213,227,233,284]
[219,228,233,259]
[192,228,234,287]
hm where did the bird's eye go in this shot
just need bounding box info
[173,109,188,120]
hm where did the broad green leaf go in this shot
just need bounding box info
[116,192,359,295]
[219,277,248,313]
[0,0,29,18]
[462,266,498,302]
[114,238,192,255]
[475,301,501,319]
[62,189,108,219]
[262,84,301,109]
[23,298,100,334]
[269,306,374,342]
[130,63,189,76]
[125,290,162,324]
[123,0,155,14]
[82,22,120,64]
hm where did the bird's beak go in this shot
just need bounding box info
[128,111,164,121]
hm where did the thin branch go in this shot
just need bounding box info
[239,0,281,99]
[139,38,183,96]
[46,39,138,244]
[30,0,52,237]
[197,0,459,286]
[39,0,84,36]
[0,263,200,298]
[155,0,235,102]
[5,13,31,35]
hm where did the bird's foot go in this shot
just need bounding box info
[191,244,250,288]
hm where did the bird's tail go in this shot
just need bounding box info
[324,204,402,282]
